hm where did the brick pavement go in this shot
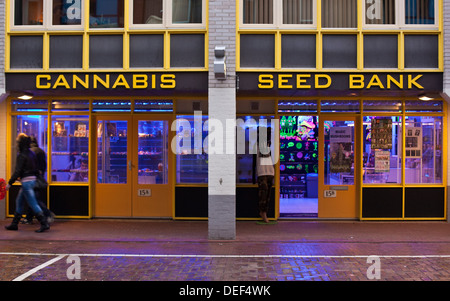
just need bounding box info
[0,219,449,283]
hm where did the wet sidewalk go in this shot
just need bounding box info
[1,218,449,243]
[0,219,449,282]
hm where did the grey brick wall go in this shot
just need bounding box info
[208,0,236,239]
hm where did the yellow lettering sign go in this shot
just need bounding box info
[52,75,71,89]
[278,74,293,89]
[258,74,273,89]
[315,74,331,89]
[296,74,311,89]
[366,75,385,89]
[36,75,51,89]
[160,74,176,88]
[93,74,110,89]
[408,74,424,89]
[73,74,89,89]
[112,74,130,89]
[349,75,365,89]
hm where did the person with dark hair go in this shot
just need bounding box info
[22,137,55,225]
[4,133,50,233]
[253,126,274,223]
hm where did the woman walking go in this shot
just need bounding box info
[4,133,50,233]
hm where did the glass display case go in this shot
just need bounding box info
[363,116,402,184]
[175,115,208,183]
[405,116,442,184]
[51,116,89,182]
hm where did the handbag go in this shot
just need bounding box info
[34,174,48,190]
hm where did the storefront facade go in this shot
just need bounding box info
[0,0,448,227]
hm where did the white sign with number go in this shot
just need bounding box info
[324,190,337,198]
[138,189,151,197]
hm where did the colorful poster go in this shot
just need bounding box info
[330,142,352,173]
[371,118,392,149]
[374,150,390,173]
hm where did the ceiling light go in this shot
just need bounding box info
[18,92,33,100]
[418,94,433,101]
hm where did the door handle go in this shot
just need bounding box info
[128,160,132,171]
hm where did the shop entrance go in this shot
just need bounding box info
[318,117,358,218]
[94,115,173,217]
[279,115,359,218]
[279,115,319,217]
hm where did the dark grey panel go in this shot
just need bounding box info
[364,35,398,68]
[323,34,357,68]
[89,35,123,68]
[130,34,164,68]
[50,35,83,68]
[281,34,316,68]
[240,34,275,68]
[10,36,43,69]
[170,34,205,67]
[404,35,438,68]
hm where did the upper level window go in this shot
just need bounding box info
[130,0,204,28]
[12,0,83,29]
[363,0,437,28]
[14,0,44,26]
[89,0,124,28]
[53,0,82,25]
[322,0,357,28]
[241,0,315,28]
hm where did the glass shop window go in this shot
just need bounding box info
[405,100,442,112]
[404,116,442,184]
[175,115,208,184]
[172,0,202,23]
[97,120,128,184]
[52,0,82,25]
[51,100,90,112]
[92,100,131,112]
[363,116,402,184]
[236,116,275,184]
[324,120,355,185]
[14,0,44,26]
[278,100,317,113]
[11,100,48,112]
[320,100,360,113]
[137,120,169,184]
[51,116,89,183]
[132,0,163,24]
[11,115,48,177]
[89,0,124,28]
[134,100,173,113]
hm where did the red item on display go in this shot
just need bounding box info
[0,178,6,200]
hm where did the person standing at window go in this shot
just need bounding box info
[253,127,274,223]
[4,134,50,233]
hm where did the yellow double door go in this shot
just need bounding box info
[94,115,173,218]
